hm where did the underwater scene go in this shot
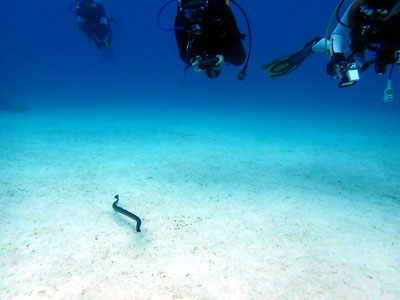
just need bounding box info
[1,0,399,299]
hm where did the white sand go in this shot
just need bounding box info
[0,107,399,300]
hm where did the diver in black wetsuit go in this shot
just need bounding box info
[174,0,246,78]
[74,0,112,49]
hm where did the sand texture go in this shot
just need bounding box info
[1,108,399,300]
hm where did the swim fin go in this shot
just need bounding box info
[261,37,321,79]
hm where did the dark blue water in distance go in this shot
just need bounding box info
[1,0,399,113]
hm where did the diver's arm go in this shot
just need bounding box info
[311,5,352,55]
[322,4,358,82]
[329,0,365,54]
[330,7,352,54]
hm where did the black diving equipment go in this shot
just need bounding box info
[178,0,209,11]
[183,3,207,19]
[384,79,394,102]
[230,0,251,80]
[383,63,395,102]
[338,61,360,88]
[330,59,360,87]
[327,53,360,87]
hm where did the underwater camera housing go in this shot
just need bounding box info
[199,55,219,70]
[337,61,360,88]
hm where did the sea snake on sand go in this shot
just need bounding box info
[112,195,142,232]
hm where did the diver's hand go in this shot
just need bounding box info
[213,55,224,70]
[326,53,347,79]
[192,55,205,72]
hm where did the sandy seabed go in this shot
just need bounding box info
[0,107,399,300]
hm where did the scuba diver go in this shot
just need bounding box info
[261,0,400,101]
[71,0,112,49]
[175,0,246,79]
[158,0,251,80]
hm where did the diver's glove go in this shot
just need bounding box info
[192,55,224,72]
[213,54,224,71]
[326,53,348,79]
[192,55,205,72]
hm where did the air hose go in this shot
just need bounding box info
[157,0,184,31]
[325,0,346,58]
[230,0,252,80]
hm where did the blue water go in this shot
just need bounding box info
[1,0,399,113]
